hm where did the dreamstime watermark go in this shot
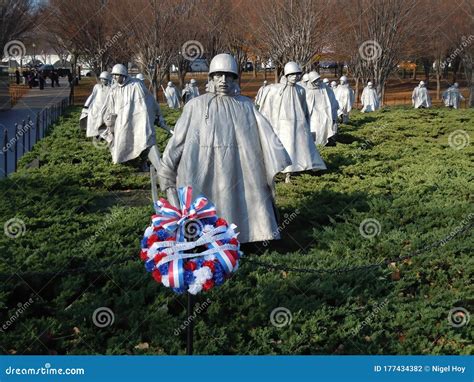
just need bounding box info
[95,31,123,61]
[351,298,388,335]
[447,307,470,328]
[359,218,381,239]
[92,307,115,328]
[174,298,211,336]
[270,307,292,328]
[359,123,388,151]
[446,35,474,64]
[359,40,382,62]
[263,209,300,247]
[440,213,473,247]
[273,34,302,59]
[268,130,286,152]
[4,363,85,376]
[181,40,204,61]
[183,218,204,241]
[3,40,26,61]
[81,209,125,251]
[358,138,374,151]
[448,130,470,150]
[4,218,26,238]
[0,297,35,333]
[2,120,34,153]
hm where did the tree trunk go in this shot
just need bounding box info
[253,60,257,79]
[381,81,386,106]
[274,66,281,83]
[435,60,442,100]
[463,56,474,107]
[443,63,449,79]
[355,77,360,107]
[152,65,159,102]
[452,58,460,83]
[470,83,474,107]
[376,81,385,107]
[421,58,431,81]
[179,71,186,88]
[436,72,441,100]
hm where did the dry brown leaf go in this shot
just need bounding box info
[134,342,149,350]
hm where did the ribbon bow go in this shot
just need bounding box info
[153,187,216,238]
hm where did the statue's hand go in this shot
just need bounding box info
[104,113,117,133]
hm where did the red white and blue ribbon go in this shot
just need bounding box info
[209,239,238,273]
[141,186,241,294]
[153,189,217,237]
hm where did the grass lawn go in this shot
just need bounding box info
[0,105,472,355]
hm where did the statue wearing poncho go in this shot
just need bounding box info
[257,62,326,174]
[361,82,380,113]
[412,81,431,109]
[305,71,337,146]
[158,54,291,243]
[101,65,157,164]
[442,83,464,109]
[334,75,355,123]
[164,82,181,109]
[81,71,111,137]
[189,79,200,99]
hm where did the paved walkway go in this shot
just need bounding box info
[0,78,70,176]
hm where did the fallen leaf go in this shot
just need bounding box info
[134,342,149,350]
[391,269,401,281]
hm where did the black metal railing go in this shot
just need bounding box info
[1,97,70,178]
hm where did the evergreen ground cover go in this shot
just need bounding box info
[0,105,472,355]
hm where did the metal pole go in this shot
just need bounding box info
[14,124,18,171]
[2,128,7,177]
[43,109,46,136]
[27,116,31,150]
[22,120,26,155]
[36,112,40,143]
[186,293,194,355]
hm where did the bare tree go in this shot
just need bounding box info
[253,0,331,82]
[454,0,474,107]
[120,0,174,98]
[194,0,230,65]
[45,0,127,75]
[335,0,422,104]
[0,0,37,59]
